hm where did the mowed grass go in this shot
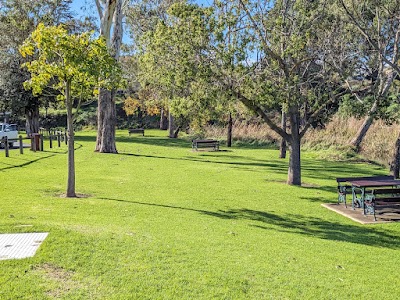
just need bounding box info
[1,130,399,299]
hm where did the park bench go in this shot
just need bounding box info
[364,188,400,221]
[192,139,219,151]
[336,175,393,207]
[128,128,145,136]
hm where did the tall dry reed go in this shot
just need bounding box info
[203,116,399,166]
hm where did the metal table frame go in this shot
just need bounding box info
[348,179,400,214]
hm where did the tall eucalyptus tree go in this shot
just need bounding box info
[94,0,125,153]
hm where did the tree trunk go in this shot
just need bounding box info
[65,81,76,197]
[227,112,233,147]
[287,107,301,185]
[392,131,400,179]
[279,110,287,158]
[350,115,374,151]
[168,111,177,138]
[95,89,117,153]
[160,108,168,130]
[173,127,180,138]
[25,105,40,136]
[350,99,378,151]
[137,106,143,128]
[95,0,122,153]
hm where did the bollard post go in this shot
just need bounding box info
[40,134,44,151]
[30,135,34,151]
[64,131,67,145]
[4,136,9,157]
[49,134,53,148]
[19,135,23,154]
[57,132,61,147]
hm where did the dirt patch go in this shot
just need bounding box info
[322,203,400,224]
[35,263,74,281]
[57,193,92,198]
[301,182,321,188]
[33,263,80,298]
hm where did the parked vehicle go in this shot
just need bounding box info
[0,123,18,148]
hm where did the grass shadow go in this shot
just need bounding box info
[98,197,400,250]
[0,154,57,171]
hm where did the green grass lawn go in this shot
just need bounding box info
[1,130,399,299]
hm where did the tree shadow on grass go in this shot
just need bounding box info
[0,154,57,171]
[216,208,400,249]
[0,143,83,172]
[74,135,192,149]
[98,197,400,249]
[75,133,387,185]
[117,151,290,175]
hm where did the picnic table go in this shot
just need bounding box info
[336,175,393,207]
[348,179,400,214]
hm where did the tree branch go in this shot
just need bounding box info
[233,87,291,141]
[339,0,400,75]
[95,0,103,20]
[238,0,289,77]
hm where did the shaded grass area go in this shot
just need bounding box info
[1,129,399,299]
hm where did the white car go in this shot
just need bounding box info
[0,123,18,148]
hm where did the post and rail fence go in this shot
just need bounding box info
[1,128,67,157]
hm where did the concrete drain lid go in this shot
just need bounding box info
[0,232,49,260]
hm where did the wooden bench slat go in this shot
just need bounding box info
[374,197,400,202]
[336,175,393,183]
[192,139,219,151]
[371,188,400,194]
[128,128,145,136]
[375,201,400,206]
[364,188,400,220]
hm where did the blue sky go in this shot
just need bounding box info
[70,0,213,44]
[70,0,213,16]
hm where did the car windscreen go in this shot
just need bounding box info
[5,124,17,131]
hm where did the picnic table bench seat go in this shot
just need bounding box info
[336,175,393,207]
[364,188,400,221]
[192,139,219,151]
[128,128,145,136]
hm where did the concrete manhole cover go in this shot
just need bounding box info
[0,232,48,260]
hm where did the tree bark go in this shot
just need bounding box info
[25,105,39,136]
[95,89,117,153]
[65,81,76,197]
[227,112,233,147]
[350,71,396,151]
[350,100,378,151]
[279,110,287,158]
[173,127,180,138]
[168,111,177,138]
[95,0,122,153]
[160,108,168,130]
[392,131,400,179]
[287,107,301,185]
[137,106,143,128]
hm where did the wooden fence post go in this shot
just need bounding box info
[49,134,53,148]
[40,134,44,151]
[57,132,61,147]
[64,131,67,145]
[4,136,9,157]
[30,135,34,151]
[19,135,23,154]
